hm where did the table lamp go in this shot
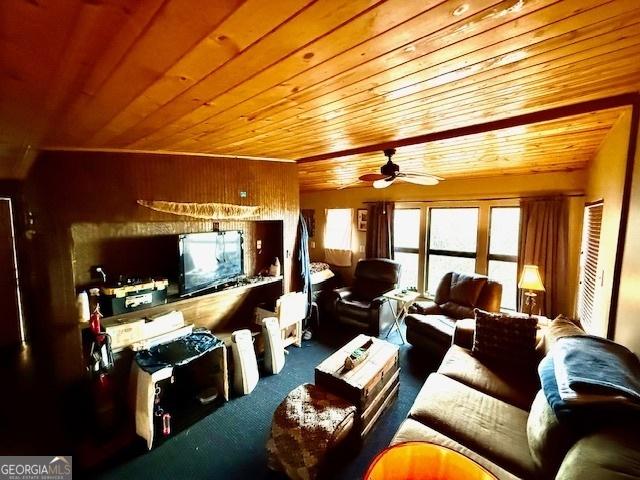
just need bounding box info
[518,265,545,317]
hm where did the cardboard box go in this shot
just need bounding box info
[105,318,145,350]
[144,311,185,339]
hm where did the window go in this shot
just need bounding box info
[393,209,420,289]
[427,208,478,295]
[487,207,520,310]
[576,201,603,330]
[391,202,522,310]
[324,208,352,266]
[324,208,352,249]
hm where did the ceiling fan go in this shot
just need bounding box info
[358,148,443,189]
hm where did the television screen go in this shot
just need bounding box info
[178,231,243,295]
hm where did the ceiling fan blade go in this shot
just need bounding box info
[359,173,388,182]
[336,181,361,190]
[399,175,440,186]
[373,177,395,189]
[401,172,445,181]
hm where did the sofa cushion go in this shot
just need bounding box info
[437,345,539,410]
[409,373,536,478]
[476,278,503,312]
[391,419,520,480]
[527,390,576,478]
[555,425,640,480]
[351,258,400,301]
[405,314,455,346]
[449,272,487,307]
[352,278,390,301]
[473,309,538,369]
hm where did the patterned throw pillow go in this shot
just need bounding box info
[472,308,538,368]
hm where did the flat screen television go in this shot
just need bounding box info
[178,230,244,295]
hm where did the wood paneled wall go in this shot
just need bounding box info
[24,151,299,388]
[70,220,277,286]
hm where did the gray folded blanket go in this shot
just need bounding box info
[553,335,640,402]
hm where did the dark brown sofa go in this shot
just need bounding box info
[392,317,640,479]
[406,272,502,355]
[328,258,401,337]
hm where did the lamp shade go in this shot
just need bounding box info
[518,265,545,291]
[364,442,496,480]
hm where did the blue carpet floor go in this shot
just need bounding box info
[96,326,439,480]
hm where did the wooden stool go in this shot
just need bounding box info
[266,383,356,480]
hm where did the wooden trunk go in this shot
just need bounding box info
[315,334,399,437]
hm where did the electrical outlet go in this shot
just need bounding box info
[310,241,316,248]
[359,245,365,253]
[256,240,262,249]
[239,191,248,198]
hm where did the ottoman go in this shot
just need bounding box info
[266,383,356,480]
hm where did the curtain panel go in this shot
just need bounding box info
[365,202,395,259]
[518,197,568,317]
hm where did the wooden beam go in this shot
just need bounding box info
[297,93,640,163]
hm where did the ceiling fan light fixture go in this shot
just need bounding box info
[355,148,442,190]
[373,178,392,189]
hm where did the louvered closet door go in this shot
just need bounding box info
[577,201,604,331]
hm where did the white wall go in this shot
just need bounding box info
[615,113,640,355]
[584,110,632,337]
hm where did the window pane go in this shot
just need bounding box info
[394,252,419,289]
[488,260,518,310]
[429,208,478,252]
[427,255,476,295]
[394,209,420,249]
[324,209,352,250]
[489,207,520,256]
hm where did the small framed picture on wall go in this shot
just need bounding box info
[357,209,368,231]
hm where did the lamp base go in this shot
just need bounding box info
[524,291,538,317]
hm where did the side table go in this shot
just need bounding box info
[382,288,420,344]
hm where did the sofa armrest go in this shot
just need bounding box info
[452,318,476,350]
[370,295,388,309]
[333,287,353,300]
[325,287,352,318]
[411,300,443,315]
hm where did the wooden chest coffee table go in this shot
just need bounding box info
[315,334,400,438]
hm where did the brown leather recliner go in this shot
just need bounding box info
[329,258,401,337]
[406,272,502,356]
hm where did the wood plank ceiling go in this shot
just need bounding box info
[298,108,626,191]
[1,0,639,188]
